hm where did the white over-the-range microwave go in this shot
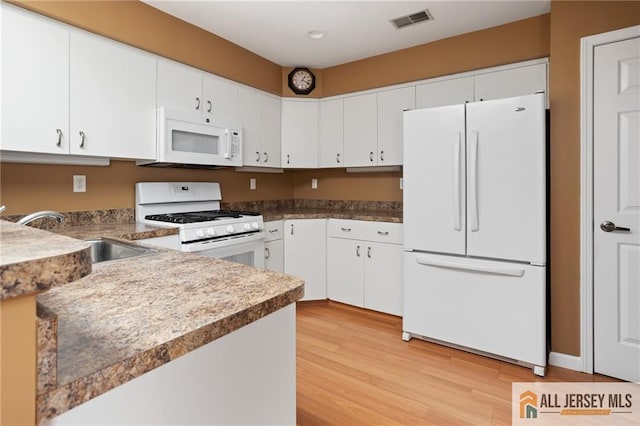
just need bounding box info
[138,107,243,168]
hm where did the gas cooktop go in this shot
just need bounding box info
[145,210,260,224]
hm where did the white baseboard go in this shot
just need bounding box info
[549,351,583,372]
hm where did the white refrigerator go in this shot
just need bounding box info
[402,93,547,376]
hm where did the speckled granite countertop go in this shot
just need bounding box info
[36,250,304,423]
[48,222,179,241]
[261,208,403,223]
[0,220,91,300]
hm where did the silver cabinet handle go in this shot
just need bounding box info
[264,247,270,259]
[367,247,371,259]
[195,97,201,110]
[287,154,290,164]
[341,227,351,232]
[600,221,631,232]
[377,230,389,236]
[79,131,86,148]
[356,245,360,257]
[256,151,261,162]
[269,229,279,234]
[380,150,384,162]
[56,129,62,147]
[207,100,212,113]
[336,153,341,164]
[369,151,374,162]
[290,223,294,235]
[264,152,268,163]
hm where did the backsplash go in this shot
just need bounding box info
[3,200,403,230]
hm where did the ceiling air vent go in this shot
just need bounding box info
[390,9,433,29]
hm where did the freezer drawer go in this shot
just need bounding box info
[403,252,546,368]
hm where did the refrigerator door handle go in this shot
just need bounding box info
[415,255,525,277]
[453,133,462,231]
[468,130,479,232]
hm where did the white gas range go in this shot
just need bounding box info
[135,182,265,267]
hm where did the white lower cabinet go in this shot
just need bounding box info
[327,220,403,316]
[264,220,284,272]
[284,219,326,301]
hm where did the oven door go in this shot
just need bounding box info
[183,232,265,268]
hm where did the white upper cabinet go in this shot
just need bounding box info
[203,74,238,123]
[260,94,282,167]
[377,86,415,166]
[239,86,281,167]
[343,93,377,167]
[157,59,239,124]
[318,98,344,168]
[157,59,203,114]
[69,31,156,159]
[1,4,70,154]
[415,62,548,110]
[416,76,474,109]
[281,99,318,168]
[473,63,547,103]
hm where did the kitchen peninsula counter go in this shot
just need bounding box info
[36,248,303,423]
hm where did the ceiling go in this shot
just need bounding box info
[143,1,550,69]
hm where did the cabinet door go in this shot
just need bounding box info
[327,238,364,307]
[69,32,156,159]
[365,242,403,316]
[238,86,262,165]
[343,93,377,167]
[203,74,239,123]
[318,98,344,168]
[261,94,282,167]
[264,239,284,272]
[157,59,203,114]
[284,219,326,301]
[1,5,69,154]
[281,100,318,168]
[474,63,547,103]
[377,87,415,166]
[415,76,474,109]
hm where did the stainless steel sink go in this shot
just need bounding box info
[86,238,158,263]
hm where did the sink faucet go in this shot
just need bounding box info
[17,210,65,225]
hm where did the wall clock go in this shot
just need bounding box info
[287,67,316,95]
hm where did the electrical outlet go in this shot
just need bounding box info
[73,175,86,193]
[400,178,403,190]
[311,178,318,189]
[250,178,256,190]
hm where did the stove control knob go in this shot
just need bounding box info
[207,228,215,236]
[195,229,205,238]
[243,223,251,231]
[251,222,260,230]
[226,225,235,233]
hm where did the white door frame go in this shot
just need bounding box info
[580,25,640,374]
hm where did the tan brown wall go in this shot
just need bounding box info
[548,0,640,356]
[322,14,550,96]
[0,162,293,215]
[293,169,402,201]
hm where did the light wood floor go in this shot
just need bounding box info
[296,301,615,425]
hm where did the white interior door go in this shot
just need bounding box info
[593,36,640,383]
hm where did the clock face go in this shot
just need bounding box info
[291,69,313,90]
[288,67,315,95]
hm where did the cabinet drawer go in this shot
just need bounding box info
[264,220,284,242]
[328,219,403,244]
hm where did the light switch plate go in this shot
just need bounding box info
[311,178,318,189]
[73,175,86,193]
[250,178,256,190]
[400,178,403,190]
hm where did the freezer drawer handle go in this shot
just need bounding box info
[415,255,525,277]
